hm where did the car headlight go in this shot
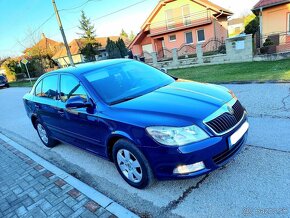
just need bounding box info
[146,125,209,146]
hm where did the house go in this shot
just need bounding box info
[24,33,63,57]
[252,0,290,52]
[95,36,120,60]
[129,0,233,59]
[52,36,120,67]
[52,39,86,67]
[228,18,245,37]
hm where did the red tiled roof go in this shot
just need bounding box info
[52,36,121,59]
[253,0,289,9]
[24,36,63,55]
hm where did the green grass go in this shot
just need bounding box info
[169,59,290,83]
[9,80,36,87]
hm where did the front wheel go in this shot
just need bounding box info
[35,120,58,148]
[113,139,155,189]
[5,84,9,88]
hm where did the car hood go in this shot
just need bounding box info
[109,81,233,127]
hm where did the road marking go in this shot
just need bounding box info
[0,133,139,218]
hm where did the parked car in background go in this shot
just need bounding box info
[23,59,249,189]
[0,75,9,88]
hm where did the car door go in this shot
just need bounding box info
[33,75,60,137]
[56,74,104,155]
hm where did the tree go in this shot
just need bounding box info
[120,29,128,39]
[78,11,100,61]
[116,38,128,58]
[129,31,135,42]
[81,42,101,62]
[78,10,96,40]
[106,38,121,59]
[244,15,259,36]
[2,58,21,81]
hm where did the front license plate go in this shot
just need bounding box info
[229,121,249,148]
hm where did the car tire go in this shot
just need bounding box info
[5,84,9,88]
[35,120,58,148]
[113,139,155,189]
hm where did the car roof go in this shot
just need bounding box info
[51,59,133,76]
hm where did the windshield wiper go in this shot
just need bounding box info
[110,94,143,105]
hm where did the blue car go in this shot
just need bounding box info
[0,75,9,88]
[23,59,249,189]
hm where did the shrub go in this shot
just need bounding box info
[263,38,274,47]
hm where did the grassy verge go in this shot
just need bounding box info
[169,59,290,83]
[9,80,36,87]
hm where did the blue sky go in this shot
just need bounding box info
[0,0,258,57]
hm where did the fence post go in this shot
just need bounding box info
[196,43,203,64]
[172,48,178,67]
[151,52,158,66]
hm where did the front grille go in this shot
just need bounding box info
[206,100,244,134]
[213,133,246,165]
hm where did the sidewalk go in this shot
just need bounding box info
[0,137,136,218]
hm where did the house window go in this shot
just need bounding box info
[185,32,193,44]
[288,13,290,34]
[182,5,191,26]
[169,35,176,42]
[166,9,175,30]
[197,29,205,42]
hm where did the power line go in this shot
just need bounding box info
[10,13,55,50]
[58,0,99,12]
[50,0,148,37]
[10,0,148,52]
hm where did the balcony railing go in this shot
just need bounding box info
[149,10,212,36]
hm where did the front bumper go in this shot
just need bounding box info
[141,117,248,180]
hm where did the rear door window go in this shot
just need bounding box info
[41,75,58,99]
[35,80,43,97]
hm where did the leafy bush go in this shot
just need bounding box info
[263,38,274,47]
[2,58,20,81]
[244,16,259,35]
[218,44,226,54]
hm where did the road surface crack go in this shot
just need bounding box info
[246,144,290,154]
[279,87,290,111]
[161,174,209,214]
[248,114,290,119]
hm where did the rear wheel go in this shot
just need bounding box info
[113,139,155,189]
[35,120,58,148]
[5,84,9,88]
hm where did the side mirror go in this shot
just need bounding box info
[65,96,92,109]
[160,68,168,74]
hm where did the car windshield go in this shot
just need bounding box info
[84,61,175,105]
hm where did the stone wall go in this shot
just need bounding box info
[144,34,254,69]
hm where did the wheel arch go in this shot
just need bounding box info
[31,114,38,129]
[106,131,136,161]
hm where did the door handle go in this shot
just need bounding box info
[57,109,65,117]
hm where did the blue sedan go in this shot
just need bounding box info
[23,59,249,189]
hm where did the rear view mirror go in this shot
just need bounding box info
[160,68,168,74]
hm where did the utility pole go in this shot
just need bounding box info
[52,0,75,67]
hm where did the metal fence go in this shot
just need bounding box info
[256,32,290,54]
[177,44,197,59]
[202,38,226,56]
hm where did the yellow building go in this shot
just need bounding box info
[253,0,290,53]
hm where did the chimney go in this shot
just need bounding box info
[41,33,46,39]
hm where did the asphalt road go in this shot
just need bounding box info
[0,84,289,218]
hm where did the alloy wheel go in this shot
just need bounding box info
[117,149,142,183]
[37,123,48,144]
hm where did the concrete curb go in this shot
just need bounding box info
[0,133,139,218]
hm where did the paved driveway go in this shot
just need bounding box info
[0,84,289,217]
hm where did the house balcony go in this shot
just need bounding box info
[149,10,212,37]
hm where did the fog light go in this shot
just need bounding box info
[173,161,205,174]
